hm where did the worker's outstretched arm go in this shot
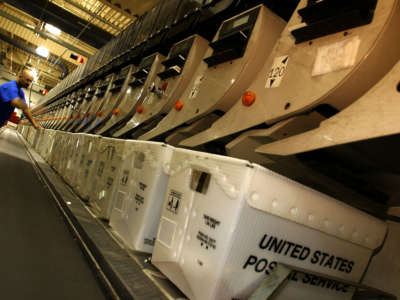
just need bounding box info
[10,98,41,129]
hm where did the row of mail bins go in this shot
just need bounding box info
[17,124,388,300]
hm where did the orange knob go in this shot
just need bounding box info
[97,111,102,117]
[136,105,144,113]
[242,91,256,106]
[113,108,120,116]
[174,100,184,111]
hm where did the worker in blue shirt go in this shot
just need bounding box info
[0,68,41,129]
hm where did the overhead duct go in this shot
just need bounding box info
[0,31,68,78]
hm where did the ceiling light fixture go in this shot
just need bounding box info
[36,46,49,58]
[45,23,61,35]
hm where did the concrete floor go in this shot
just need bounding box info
[0,128,107,300]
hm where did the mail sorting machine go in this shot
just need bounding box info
[59,89,85,131]
[84,65,138,134]
[38,103,52,128]
[98,53,166,137]
[71,81,102,132]
[181,0,400,148]
[140,5,285,143]
[65,84,97,132]
[39,4,284,140]
[40,99,61,129]
[76,73,116,132]
[24,1,398,298]
[34,1,284,136]
[73,78,110,132]
[53,100,70,129]
[92,60,142,136]
[98,33,200,138]
[43,102,59,129]
[54,93,78,130]
[69,88,97,131]
[92,53,165,135]
[87,65,137,134]
[110,34,209,139]
[54,91,76,131]
[168,0,400,216]
[43,97,63,128]
[18,125,398,299]
[51,95,72,131]
[48,85,91,132]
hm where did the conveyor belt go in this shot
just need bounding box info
[0,128,107,300]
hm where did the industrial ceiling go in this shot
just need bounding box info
[0,0,160,91]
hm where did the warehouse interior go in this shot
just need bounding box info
[1,0,400,299]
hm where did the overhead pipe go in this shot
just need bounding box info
[0,31,68,78]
